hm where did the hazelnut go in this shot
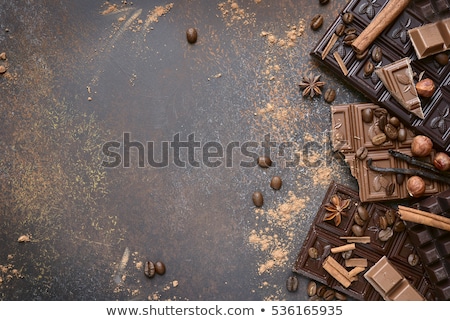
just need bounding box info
[416,78,435,98]
[433,152,450,171]
[411,135,433,157]
[406,176,426,198]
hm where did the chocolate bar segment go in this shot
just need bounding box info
[405,189,450,300]
[408,18,450,59]
[312,0,450,152]
[364,256,425,300]
[293,181,435,300]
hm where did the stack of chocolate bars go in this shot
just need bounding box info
[293,0,450,300]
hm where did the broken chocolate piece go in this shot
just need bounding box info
[408,17,450,59]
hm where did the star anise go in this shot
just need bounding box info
[298,73,325,98]
[323,194,350,226]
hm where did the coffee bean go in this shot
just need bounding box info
[343,33,357,46]
[286,275,299,292]
[308,247,319,259]
[371,46,383,63]
[270,176,282,190]
[408,253,419,266]
[307,280,317,296]
[384,123,398,140]
[323,289,335,301]
[371,133,387,146]
[351,224,364,237]
[309,295,321,301]
[393,220,405,233]
[378,115,387,132]
[356,48,369,60]
[363,60,374,77]
[319,0,329,5]
[356,146,368,160]
[342,12,354,24]
[362,108,373,123]
[316,285,327,297]
[257,155,272,168]
[335,24,345,37]
[341,250,353,259]
[379,215,388,230]
[144,261,156,278]
[186,28,198,44]
[385,209,396,226]
[396,173,405,185]
[373,108,388,118]
[310,14,323,30]
[357,205,369,221]
[389,116,400,127]
[155,261,166,275]
[324,88,336,103]
[397,128,407,142]
[385,182,395,196]
[435,53,449,66]
[354,213,365,226]
[252,191,264,207]
[335,292,347,301]
[378,227,393,242]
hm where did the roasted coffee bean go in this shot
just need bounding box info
[373,108,388,118]
[393,220,406,233]
[186,28,198,44]
[286,275,299,292]
[319,0,329,5]
[354,213,365,226]
[379,215,388,230]
[311,14,324,30]
[408,253,419,266]
[385,182,395,196]
[144,261,156,278]
[378,227,393,242]
[371,133,387,146]
[341,249,353,260]
[335,292,347,301]
[317,285,327,297]
[378,115,387,132]
[356,146,368,160]
[335,24,345,37]
[257,155,272,168]
[385,209,396,226]
[270,176,282,190]
[363,60,374,77]
[362,108,373,123]
[356,48,369,60]
[344,27,357,35]
[343,33,357,46]
[323,289,335,301]
[308,247,319,259]
[252,191,264,207]
[357,205,369,221]
[389,116,400,127]
[384,124,398,140]
[351,224,364,237]
[342,12,354,24]
[324,88,336,103]
[155,261,166,275]
[397,128,407,142]
[371,46,383,63]
[307,280,317,296]
[309,295,321,301]
[435,53,449,66]
[396,173,405,185]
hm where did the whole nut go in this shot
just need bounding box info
[433,152,450,171]
[311,14,324,30]
[411,135,433,157]
[406,176,426,198]
[324,88,336,103]
[416,78,435,98]
[342,12,354,24]
[307,280,317,296]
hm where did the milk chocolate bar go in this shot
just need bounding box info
[364,256,425,300]
[331,102,448,202]
[312,0,450,153]
[404,189,450,300]
[292,181,435,300]
[408,17,450,59]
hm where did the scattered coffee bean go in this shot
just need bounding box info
[408,253,419,266]
[373,108,387,118]
[356,146,368,160]
[144,261,156,278]
[396,173,405,185]
[356,48,369,60]
[384,123,398,140]
[323,289,335,301]
[316,285,327,297]
[357,205,369,221]
[379,215,388,230]
[371,46,383,62]
[385,209,396,226]
[308,247,319,259]
[341,249,353,260]
[362,108,373,123]
[257,155,272,168]
[270,176,282,190]
[310,14,324,30]
[397,128,407,142]
[389,116,400,127]
[351,224,364,237]
[155,261,166,275]
[378,115,387,132]
[363,60,374,77]
[307,280,317,296]
[324,88,336,103]
[354,213,365,226]
[435,52,449,66]
[378,227,393,242]
[385,182,395,196]
[393,220,406,233]
[286,275,299,292]
[335,23,345,37]
[252,191,264,207]
[343,33,357,46]
[335,292,347,301]
[309,295,321,301]
[371,133,387,146]
[342,12,354,24]
[186,28,198,44]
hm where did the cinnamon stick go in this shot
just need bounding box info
[398,206,450,232]
[322,256,352,288]
[345,258,368,267]
[339,236,371,243]
[330,243,356,254]
[348,266,366,278]
[351,0,411,54]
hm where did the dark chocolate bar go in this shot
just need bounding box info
[405,189,450,300]
[292,181,435,300]
[312,0,450,152]
[331,102,448,202]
